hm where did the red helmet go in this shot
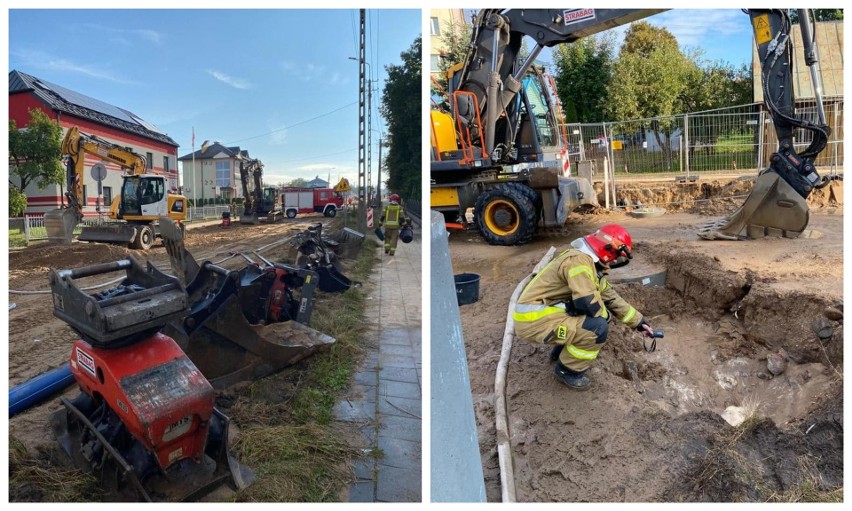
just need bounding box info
[583,224,633,266]
[389,194,400,203]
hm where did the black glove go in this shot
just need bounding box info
[636,318,652,335]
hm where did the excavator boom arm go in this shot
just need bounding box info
[456,9,665,158]
[59,126,148,219]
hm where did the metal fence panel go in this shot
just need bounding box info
[561,96,843,180]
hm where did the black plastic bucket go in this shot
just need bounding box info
[454,273,480,305]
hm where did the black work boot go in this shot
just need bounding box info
[549,344,563,362]
[554,362,591,391]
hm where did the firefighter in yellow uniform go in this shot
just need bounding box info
[513,224,656,390]
[380,194,408,256]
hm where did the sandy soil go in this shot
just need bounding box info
[7,218,338,456]
[450,184,843,502]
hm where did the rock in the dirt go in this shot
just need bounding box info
[767,352,787,376]
[811,317,835,340]
[757,372,773,380]
[721,405,748,427]
[823,307,843,322]
[622,359,645,393]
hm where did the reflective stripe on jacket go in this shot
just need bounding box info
[383,204,402,227]
[514,248,642,328]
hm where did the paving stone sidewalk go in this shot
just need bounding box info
[334,222,422,502]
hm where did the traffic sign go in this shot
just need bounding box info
[335,177,351,192]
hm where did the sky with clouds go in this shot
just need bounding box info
[533,9,755,70]
[8,8,421,189]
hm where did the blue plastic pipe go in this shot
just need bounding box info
[9,363,75,417]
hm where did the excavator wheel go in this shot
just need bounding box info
[474,184,537,246]
[132,225,155,250]
[503,181,542,210]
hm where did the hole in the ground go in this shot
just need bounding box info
[603,249,842,429]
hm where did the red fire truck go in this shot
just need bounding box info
[281,187,344,218]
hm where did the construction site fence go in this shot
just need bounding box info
[10,206,231,247]
[559,96,843,179]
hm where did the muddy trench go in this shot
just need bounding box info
[504,247,843,502]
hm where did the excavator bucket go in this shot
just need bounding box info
[330,227,366,260]
[239,212,260,225]
[43,208,79,244]
[77,223,138,244]
[159,218,336,388]
[698,170,810,240]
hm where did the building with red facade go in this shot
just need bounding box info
[9,70,180,215]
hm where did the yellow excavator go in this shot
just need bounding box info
[44,126,188,249]
[431,9,832,244]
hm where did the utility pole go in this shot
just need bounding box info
[357,8,367,231]
[376,137,383,207]
[367,79,372,207]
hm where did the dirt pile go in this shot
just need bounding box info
[601,177,843,217]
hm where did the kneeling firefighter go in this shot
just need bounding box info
[513,224,656,390]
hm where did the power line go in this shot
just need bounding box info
[272,147,357,165]
[224,101,357,145]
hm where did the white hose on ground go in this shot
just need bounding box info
[9,276,125,295]
[496,246,556,503]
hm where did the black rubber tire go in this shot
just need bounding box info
[325,207,337,218]
[286,209,297,219]
[474,184,537,246]
[133,225,154,250]
[503,181,542,209]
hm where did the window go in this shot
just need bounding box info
[146,152,153,171]
[141,177,164,205]
[523,75,557,148]
[431,55,440,71]
[430,17,440,35]
[103,186,112,208]
[216,160,231,187]
[163,156,170,175]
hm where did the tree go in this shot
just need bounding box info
[433,17,471,105]
[680,57,753,112]
[9,184,27,217]
[552,33,616,123]
[608,22,692,170]
[287,177,308,188]
[9,108,64,192]
[790,9,843,23]
[381,36,422,202]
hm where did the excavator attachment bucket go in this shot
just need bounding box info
[159,217,335,388]
[163,262,335,389]
[698,170,810,240]
[329,227,366,260]
[77,223,138,244]
[315,266,353,293]
[43,208,79,244]
[239,212,260,225]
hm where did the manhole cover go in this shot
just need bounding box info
[628,207,666,219]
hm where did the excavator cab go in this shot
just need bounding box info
[120,175,167,218]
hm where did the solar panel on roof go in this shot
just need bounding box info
[35,77,140,126]
[127,112,166,135]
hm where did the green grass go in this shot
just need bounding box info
[227,232,381,502]
[8,437,104,502]
[9,229,27,248]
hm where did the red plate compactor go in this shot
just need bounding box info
[49,258,254,501]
